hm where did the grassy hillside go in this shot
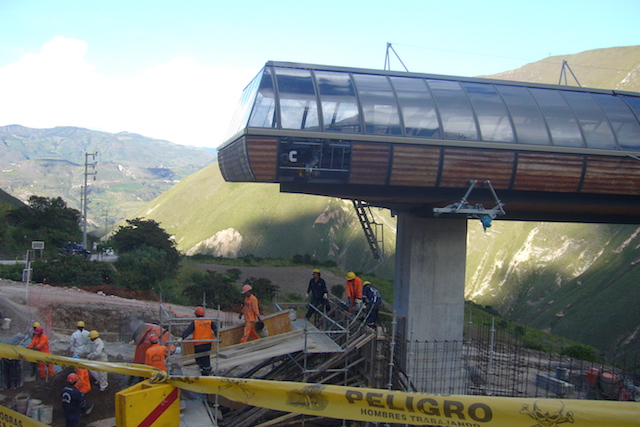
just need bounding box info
[133,163,396,271]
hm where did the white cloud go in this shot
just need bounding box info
[0,36,255,148]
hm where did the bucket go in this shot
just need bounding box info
[14,393,29,414]
[26,398,42,418]
[1,318,11,330]
[39,405,53,424]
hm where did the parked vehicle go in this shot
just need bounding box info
[58,242,91,259]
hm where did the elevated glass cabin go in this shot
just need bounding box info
[218,61,640,223]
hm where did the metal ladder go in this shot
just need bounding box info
[352,200,385,261]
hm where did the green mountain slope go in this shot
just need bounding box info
[134,163,396,270]
[0,125,215,230]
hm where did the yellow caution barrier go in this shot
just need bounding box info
[2,343,639,426]
[0,404,50,427]
[116,381,180,427]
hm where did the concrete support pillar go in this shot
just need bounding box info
[394,213,467,393]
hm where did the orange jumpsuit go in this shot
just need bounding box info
[241,294,261,343]
[27,333,55,377]
[145,343,169,371]
[346,276,363,311]
[75,368,91,394]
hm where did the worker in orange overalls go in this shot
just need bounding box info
[27,326,55,378]
[239,285,261,343]
[345,271,363,312]
[72,357,91,394]
[144,334,169,371]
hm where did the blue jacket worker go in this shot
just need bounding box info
[305,269,330,319]
[62,373,93,427]
[362,281,382,327]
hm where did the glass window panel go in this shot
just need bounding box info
[426,80,478,140]
[390,77,440,138]
[529,88,583,147]
[461,82,514,143]
[274,67,320,131]
[496,85,550,145]
[561,91,617,149]
[352,74,402,135]
[315,71,361,133]
[248,67,277,128]
[594,94,640,150]
[620,96,640,150]
[224,70,262,140]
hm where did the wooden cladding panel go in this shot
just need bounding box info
[349,143,391,185]
[389,145,440,187]
[246,137,279,182]
[439,148,514,189]
[582,157,640,195]
[513,153,583,192]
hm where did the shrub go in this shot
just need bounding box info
[562,344,599,362]
[331,284,345,299]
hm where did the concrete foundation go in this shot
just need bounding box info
[394,214,467,393]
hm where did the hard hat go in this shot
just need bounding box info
[148,334,158,344]
[241,284,252,294]
[67,373,79,384]
[77,321,85,327]
[34,326,43,335]
[89,330,99,339]
[33,322,40,328]
[312,269,321,274]
[346,272,356,280]
[194,307,205,316]
[363,281,371,286]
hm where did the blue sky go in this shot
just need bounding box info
[1,0,638,148]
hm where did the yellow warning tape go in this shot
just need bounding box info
[2,343,638,426]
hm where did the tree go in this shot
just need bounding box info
[108,218,181,277]
[182,270,242,309]
[114,246,174,290]
[243,277,279,302]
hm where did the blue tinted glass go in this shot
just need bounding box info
[621,96,640,149]
[275,67,320,131]
[496,85,550,145]
[529,88,583,147]
[461,82,514,143]
[427,80,478,140]
[594,94,640,150]
[248,67,277,128]
[390,77,440,138]
[225,70,262,139]
[352,74,401,135]
[561,91,617,149]
[315,71,361,133]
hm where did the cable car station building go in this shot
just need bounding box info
[218,61,640,393]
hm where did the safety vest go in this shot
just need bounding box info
[193,319,215,346]
[145,344,169,371]
[75,368,91,394]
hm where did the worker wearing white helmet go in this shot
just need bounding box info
[305,269,330,320]
[239,284,261,343]
[68,320,91,357]
[87,330,108,391]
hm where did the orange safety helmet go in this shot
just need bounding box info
[148,334,159,344]
[241,284,252,294]
[194,307,205,316]
[34,326,44,335]
[67,373,79,383]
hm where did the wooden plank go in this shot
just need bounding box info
[349,143,390,185]
[440,148,514,189]
[582,156,640,194]
[389,145,440,187]
[247,137,279,182]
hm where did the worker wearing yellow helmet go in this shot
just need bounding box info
[87,330,108,391]
[305,269,329,320]
[345,272,363,312]
[68,320,90,357]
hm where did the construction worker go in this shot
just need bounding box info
[72,356,91,394]
[345,272,363,312]
[87,330,108,391]
[62,373,93,427]
[239,284,261,343]
[362,281,382,328]
[182,307,217,376]
[68,320,90,357]
[305,268,330,320]
[144,334,169,371]
[27,326,55,378]
[29,321,41,338]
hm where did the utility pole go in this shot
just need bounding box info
[83,152,98,250]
